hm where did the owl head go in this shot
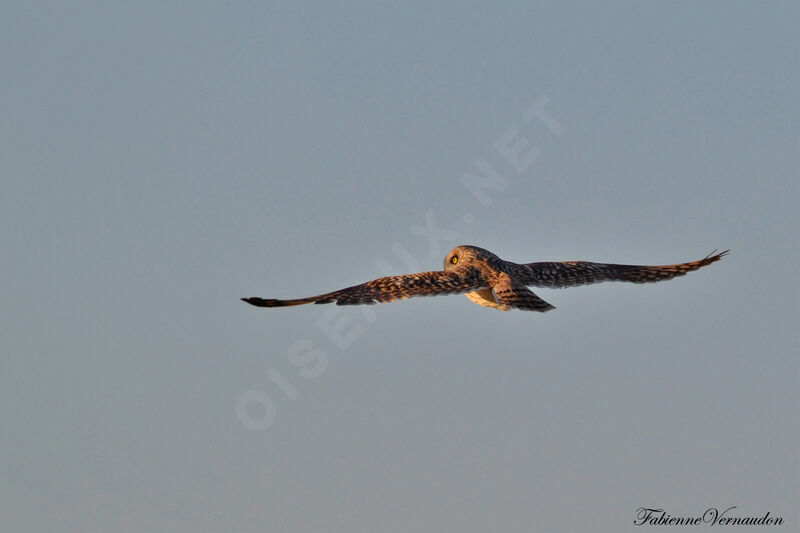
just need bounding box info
[444,245,501,271]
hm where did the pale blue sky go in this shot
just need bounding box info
[2,2,798,532]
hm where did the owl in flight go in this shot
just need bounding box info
[242,246,728,312]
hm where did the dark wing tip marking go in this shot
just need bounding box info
[242,297,276,307]
[241,297,309,308]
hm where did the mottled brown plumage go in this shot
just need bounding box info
[242,246,728,312]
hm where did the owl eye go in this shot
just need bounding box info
[451,256,458,264]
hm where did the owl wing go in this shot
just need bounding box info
[492,275,556,312]
[516,250,729,288]
[242,267,486,307]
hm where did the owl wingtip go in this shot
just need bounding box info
[242,297,276,307]
[242,296,314,308]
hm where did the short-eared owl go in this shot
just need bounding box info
[242,246,728,312]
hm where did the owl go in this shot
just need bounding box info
[242,246,728,312]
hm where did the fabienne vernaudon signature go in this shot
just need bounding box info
[634,507,784,527]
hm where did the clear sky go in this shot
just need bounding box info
[2,2,798,532]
